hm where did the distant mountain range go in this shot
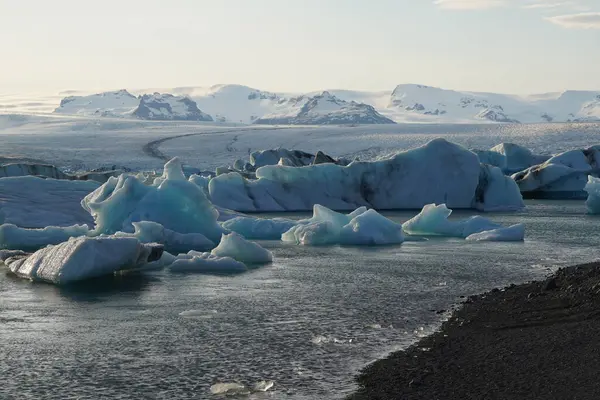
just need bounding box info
[53,84,600,124]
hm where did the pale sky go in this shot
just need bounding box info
[1,0,599,94]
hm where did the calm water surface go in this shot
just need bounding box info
[1,200,600,399]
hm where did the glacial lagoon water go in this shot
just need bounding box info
[2,200,600,399]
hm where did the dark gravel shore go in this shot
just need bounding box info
[349,262,600,400]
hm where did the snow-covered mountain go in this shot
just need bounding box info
[383,84,600,123]
[50,84,600,124]
[133,93,213,121]
[54,90,139,117]
[54,90,212,121]
[254,91,395,125]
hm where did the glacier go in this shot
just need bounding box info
[210,232,273,264]
[0,176,99,228]
[3,236,163,284]
[209,139,524,212]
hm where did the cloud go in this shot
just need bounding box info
[433,0,508,10]
[546,12,600,28]
[522,1,592,11]
[523,2,567,9]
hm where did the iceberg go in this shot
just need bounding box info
[402,204,502,238]
[209,139,524,212]
[489,143,549,173]
[0,176,99,228]
[0,223,89,251]
[221,216,298,240]
[4,236,163,284]
[116,221,214,253]
[210,232,273,264]
[282,205,404,246]
[338,209,406,245]
[475,164,524,211]
[466,224,525,242]
[584,176,600,214]
[512,149,598,199]
[169,252,247,274]
[82,158,225,242]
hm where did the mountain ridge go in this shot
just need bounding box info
[52,84,600,124]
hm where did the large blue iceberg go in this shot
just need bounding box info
[209,139,524,212]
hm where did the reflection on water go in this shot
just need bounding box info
[57,274,156,301]
[1,200,600,399]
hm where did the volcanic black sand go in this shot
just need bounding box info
[349,262,600,400]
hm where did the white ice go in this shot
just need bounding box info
[220,216,298,240]
[584,176,600,214]
[82,158,225,243]
[169,252,247,274]
[209,139,524,212]
[402,204,502,238]
[0,223,89,250]
[4,236,161,284]
[512,148,599,198]
[282,205,404,246]
[115,221,214,253]
[210,232,273,264]
[489,143,549,173]
[465,224,525,242]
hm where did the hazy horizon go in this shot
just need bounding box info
[2,0,600,94]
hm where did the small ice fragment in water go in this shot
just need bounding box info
[253,380,275,392]
[209,382,247,395]
[312,335,353,345]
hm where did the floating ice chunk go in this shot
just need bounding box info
[475,164,524,211]
[253,380,275,392]
[472,149,507,170]
[169,252,247,273]
[188,174,210,196]
[512,149,593,199]
[210,139,522,212]
[4,236,163,284]
[403,204,501,238]
[466,224,525,242]
[138,251,177,272]
[283,222,337,246]
[339,209,404,245]
[283,205,403,246]
[209,382,248,395]
[489,143,549,173]
[221,216,298,240]
[301,204,364,226]
[0,223,89,250]
[82,158,224,242]
[82,174,152,234]
[211,232,273,264]
[0,249,27,262]
[117,221,214,253]
[584,176,600,214]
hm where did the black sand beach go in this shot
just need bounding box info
[350,262,600,400]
